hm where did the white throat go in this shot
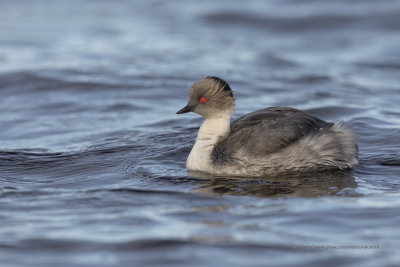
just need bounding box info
[186,112,232,172]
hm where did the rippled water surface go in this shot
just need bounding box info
[1,0,400,266]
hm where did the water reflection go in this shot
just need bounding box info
[191,170,357,198]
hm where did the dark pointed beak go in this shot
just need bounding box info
[176,104,195,114]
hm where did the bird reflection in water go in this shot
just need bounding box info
[190,170,357,198]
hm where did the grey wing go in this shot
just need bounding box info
[213,107,333,160]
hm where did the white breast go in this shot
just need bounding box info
[186,114,231,172]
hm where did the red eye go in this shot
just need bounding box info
[200,97,207,103]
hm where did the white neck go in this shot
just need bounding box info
[186,113,232,172]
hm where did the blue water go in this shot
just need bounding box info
[1,0,400,266]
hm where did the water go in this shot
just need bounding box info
[1,0,400,266]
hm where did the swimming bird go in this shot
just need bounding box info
[177,76,358,177]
